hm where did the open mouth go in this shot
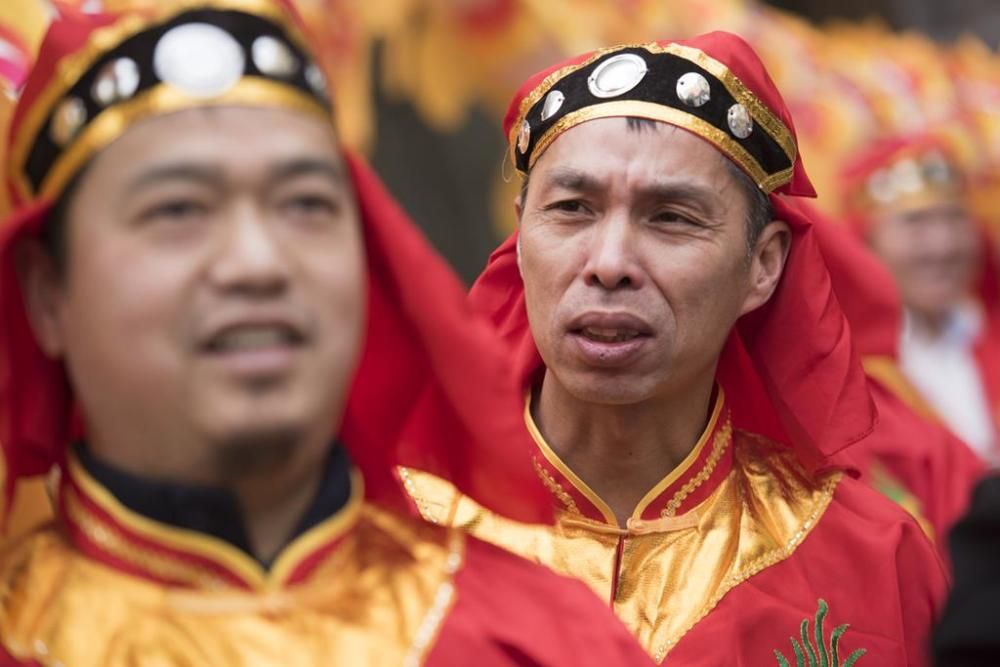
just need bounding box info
[576,327,644,344]
[204,324,306,354]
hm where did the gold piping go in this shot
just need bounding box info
[631,387,724,518]
[523,393,618,526]
[652,470,843,662]
[660,416,732,518]
[63,482,229,589]
[64,451,364,591]
[402,529,465,667]
[269,469,364,587]
[532,456,581,515]
[652,42,797,165]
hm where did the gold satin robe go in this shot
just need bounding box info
[0,452,464,666]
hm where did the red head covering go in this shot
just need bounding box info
[839,131,1000,321]
[475,32,876,472]
[0,0,550,523]
[802,201,903,359]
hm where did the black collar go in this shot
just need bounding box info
[75,443,353,567]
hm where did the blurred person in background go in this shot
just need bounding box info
[806,205,984,553]
[404,33,947,665]
[842,135,1000,465]
[0,1,656,664]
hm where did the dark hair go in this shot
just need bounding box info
[517,117,774,255]
[40,167,87,277]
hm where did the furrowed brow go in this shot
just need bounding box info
[542,167,604,194]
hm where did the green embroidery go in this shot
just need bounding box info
[774,599,867,666]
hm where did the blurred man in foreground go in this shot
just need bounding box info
[0,2,654,664]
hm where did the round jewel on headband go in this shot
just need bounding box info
[50,97,87,145]
[540,90,565,121]
[517,120,531,154]
[91,57,140,106]
[304,63,328,98]
[153,22,246,98]
[587,53,648,99]
[727,103,753,139]
[676,72,711,108]
[252,35,299,78]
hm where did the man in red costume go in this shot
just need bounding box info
[808,208,984,547]
[0,2,654,665]
[403,34,948,664]
[841,135,1000,464]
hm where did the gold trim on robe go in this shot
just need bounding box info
[400,388,841,662]
[0,452,465,666]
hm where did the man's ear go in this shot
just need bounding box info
[514,195,524,276]
[15,239,66,358]
[516,230,524,277]
[739,220,791,316]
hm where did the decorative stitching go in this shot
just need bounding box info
[660,415,732,518]
[402,529,464,667]
[398,467,442,525]
[652,462,842,663]
[532,456,580,515]
[63,484,227,589]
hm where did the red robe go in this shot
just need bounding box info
[404,389,948,665]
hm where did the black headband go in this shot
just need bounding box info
[24,7,330,198]
[511,44,797,192]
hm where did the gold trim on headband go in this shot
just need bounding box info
[508,40,797,192]
[507,43,628,151]
[528,100,793,194]
[9,0,314,202]
[36,77,329,201]
[653,43,797,167]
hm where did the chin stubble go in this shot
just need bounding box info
[211,426,306,480]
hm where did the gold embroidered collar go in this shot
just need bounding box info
[527,387,734,529]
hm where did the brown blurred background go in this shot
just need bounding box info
[365,0,1000,283]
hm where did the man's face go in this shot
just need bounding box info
[867,200,979,323]
[26,106,365,481]
[517,117,782,406]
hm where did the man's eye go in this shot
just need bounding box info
[651,210,696,225]
[141,200,207,223]
[548,200,587,214]
[282,195,339,216]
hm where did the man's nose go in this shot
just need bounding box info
[582,215,643,291]
[922,217,976,258]
[208,203,290,296]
